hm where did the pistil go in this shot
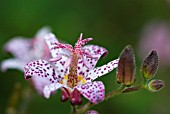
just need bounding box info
[67,52,79,88]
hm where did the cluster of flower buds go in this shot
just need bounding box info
[116,45,164,92]
[141,50,164,92]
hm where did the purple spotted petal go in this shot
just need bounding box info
[45,33,71,57]
[83,45,108,60]
[1,59,26,72]
[45,33,70,73]
[77,45,108,79]
[86,110,98,114]
[85,59,119,81]
[75,81,105,104]
[43,83,65,98]
[24,59,59,83]
[4,37,32,60]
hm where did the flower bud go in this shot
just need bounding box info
[141,50,158,79]
[70,89,82,106]
[116,45,135,86]
[148,80,164,92]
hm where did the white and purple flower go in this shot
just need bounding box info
[1,27,52,95]
[24,33,119,105]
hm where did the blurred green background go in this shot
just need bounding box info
[0,0,170,114]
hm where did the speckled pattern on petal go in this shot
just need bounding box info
[85,59,119,81]
[86,110,98,114]
[50,56,69,80]
[77,45,108,79]
[75,81,105,104]
[24,59,59,83]
[45,33,70,74]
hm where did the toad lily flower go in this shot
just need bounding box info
[24,33,119,105]
[1,27,52,95]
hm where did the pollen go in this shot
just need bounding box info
[62,74,68,85]
[81,78,86,84]
[78,75,86,85]
[60,80,63,84]
[78,75,83,80]
[64,74,68,79]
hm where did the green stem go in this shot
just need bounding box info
[76,102,93,114]
[122,85,143,93]
[105,84,125,100]
[70,106,77,114]
[76,83,148,113]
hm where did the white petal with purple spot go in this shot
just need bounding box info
[24,59,59,83]
[75,81,105,104]
[85,59,119,81]
[77,45,108,79]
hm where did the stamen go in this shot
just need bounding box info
[51,34,93,88]
[52,42,73,52]
[64,57,72,68]
[49,56,62,62]
[83,51,98,59]
[75,37,93,49]
[76,33,83,44]
[83,58,93,69]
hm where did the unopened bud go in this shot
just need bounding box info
[141,50,158,79]
[70,89,82,106]
[116,45,135,86]
[148,80,164,92]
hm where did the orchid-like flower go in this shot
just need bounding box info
[24,33,119,105]
[1,27,51,95]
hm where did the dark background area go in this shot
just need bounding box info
[0,0,170,114]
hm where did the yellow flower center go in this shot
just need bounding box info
[60,75,86,87]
